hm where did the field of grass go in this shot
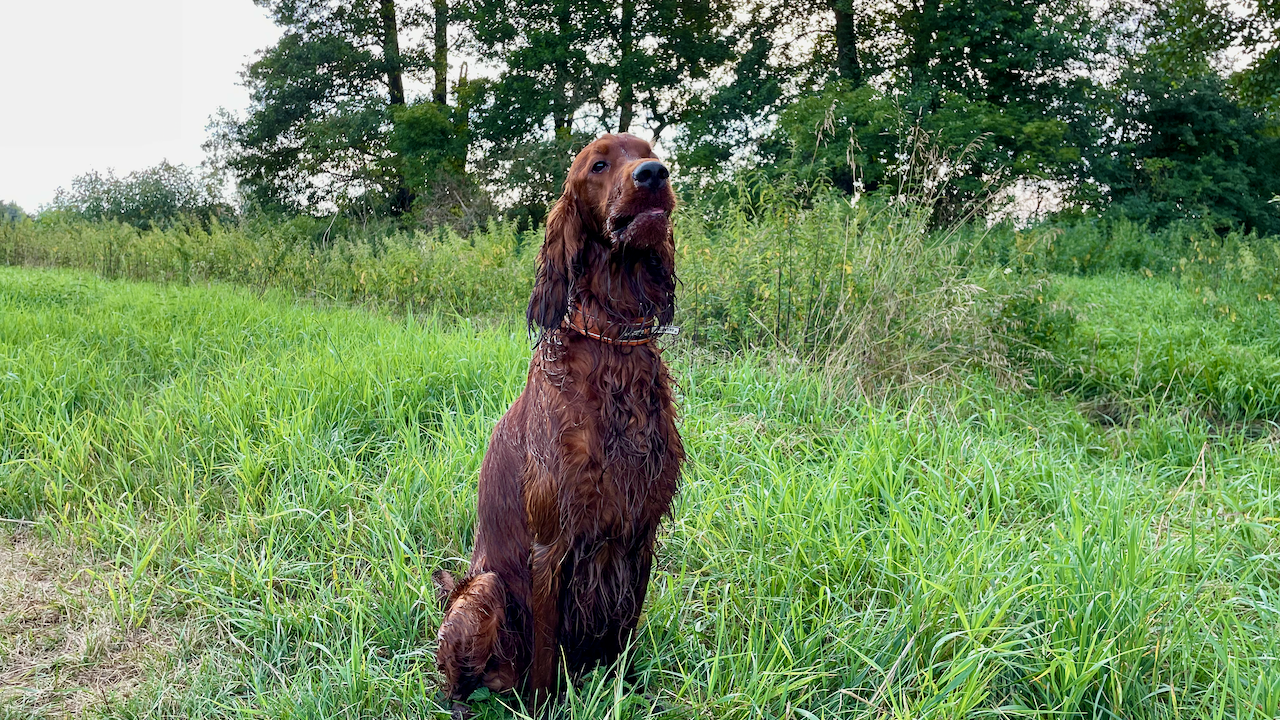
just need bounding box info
[2,265,1279,719]
[1035,274,1280,423]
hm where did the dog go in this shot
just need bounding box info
[433,133,684,717]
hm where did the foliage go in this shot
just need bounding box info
[677,174,1063,391]
[4,173,1061,394]
[208,0,466,219]
[0,200,25,223]
[389,99,493,232]
[44,162,231,231]
[891,0,1099,186]
[463,0,737,222]
[772,84,1082,211]
[464,0,735,140]
[0,213,535,313]
[677,0,1101,193]
[470,132,594,230]
[2,267,1279,718]
[672,29,786,175]
[1091,71,1280,235]
[192,0,1278,234]
[1139,0,1280,113]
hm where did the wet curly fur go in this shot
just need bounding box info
[434,134,684,716]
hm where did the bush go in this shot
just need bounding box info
[1096,71,1280,235]
[979,213,1280,281]
[677,179,1066,391]
[1174,231,1280,306]
[1,200,25,223]
[45,162,232,231]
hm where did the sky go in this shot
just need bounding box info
[0,0,281,212]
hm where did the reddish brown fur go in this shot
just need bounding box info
[434,134,684,715]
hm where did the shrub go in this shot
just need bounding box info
[1,200,25,223]
[1092,71,1280,235]
[677,181,1065,392]
[1174,230,1280,306]
[980,213,1280,282]
[45,162,232,231]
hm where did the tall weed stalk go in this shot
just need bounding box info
[677,129,1057,394]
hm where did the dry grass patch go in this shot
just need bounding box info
[0,528,198,718]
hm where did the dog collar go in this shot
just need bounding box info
[561,302,679,346]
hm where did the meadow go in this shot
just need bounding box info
[1,252,1278,718]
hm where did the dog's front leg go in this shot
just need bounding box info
[528,539,565,697]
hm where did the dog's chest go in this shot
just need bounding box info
[529,347,682,537]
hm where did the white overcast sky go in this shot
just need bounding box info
[0,1,281,212]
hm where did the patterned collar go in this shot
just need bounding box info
[561,300,679,346]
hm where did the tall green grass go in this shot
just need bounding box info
[0,215,538,319]
[2,267,1278,718]
[0,192,1058,397]
[1029,274,1280,422]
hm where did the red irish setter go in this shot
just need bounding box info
[433,133,684,717]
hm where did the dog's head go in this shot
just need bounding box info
[528,133,677,333]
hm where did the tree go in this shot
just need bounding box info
[465,0,738,140]
[1138,0,1280,114]
[674,23,787,175]
[0,201,25,223]
[677,0,1102,196]
[463,0,736,223]
[210,0,468,217]
[45,162,232,230]
[465,0,605,142]
[1077,0,1280,232]
[673,0,875,172]
[890,0,1100,190]
[605,0,736,137]
[1093,70,1280,234]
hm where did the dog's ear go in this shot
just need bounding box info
[656,226,677,326]
[527,191,588,333]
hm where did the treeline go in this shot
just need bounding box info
[25,0,1280,237]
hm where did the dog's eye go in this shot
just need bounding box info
[591,161,608,174]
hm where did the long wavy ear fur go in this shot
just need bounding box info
[527,191,587,333]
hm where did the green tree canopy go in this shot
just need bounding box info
[463,0,737,224]
[0,201,25,223]
[1092,70,1280,234]
[681,0,1102,191]
[46,162,231,230]
[210,0,467,219]
[199,0,1280,235]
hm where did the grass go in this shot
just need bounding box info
[0,194,1055,391]
[1,265,1279,718]
[1038,274,1280,422]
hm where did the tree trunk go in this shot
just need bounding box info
[379,0,412,214]
[617,0,635,132]
[832,1,863,85]
[380,0,406,107]
[553,0,572,132]
[433,0,448,105]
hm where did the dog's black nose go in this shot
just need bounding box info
[632,160,669,190]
